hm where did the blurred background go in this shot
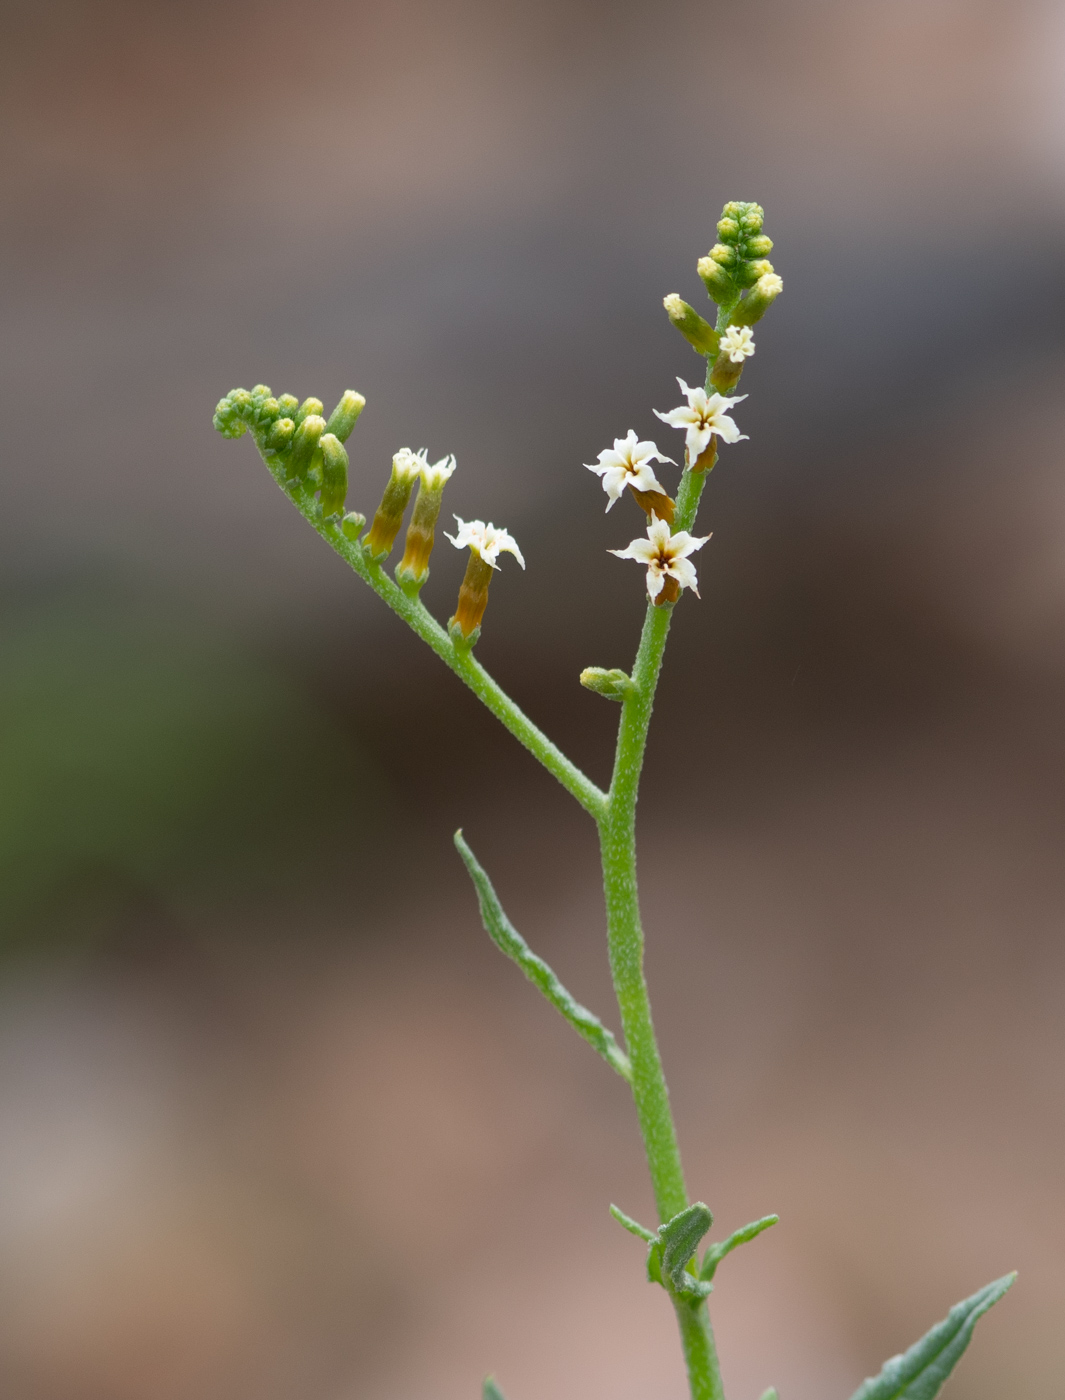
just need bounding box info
[1,0,1064,1396]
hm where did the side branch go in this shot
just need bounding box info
[455,830,632,1082]
[267,463,608,820]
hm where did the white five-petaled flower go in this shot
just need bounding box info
[654,379,747,463]
[585,430,674,511]
[719,326,756,363]
[445,516,526,570]
[421,453,457,489]
[610,513,711,602]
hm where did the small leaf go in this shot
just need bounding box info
[483,1377,507,1400]
[700,1213,779,1281]
[660,1203,714,1291]
[849,1273,1016,1400]
[610,1203,658,1243]
[455,831,632,1081]
[646,1240,664,1286]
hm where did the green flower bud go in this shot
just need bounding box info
[363,449,423,560]
[709,242,736,267]
[739,203,764,232]
[663,294,720,356]
[264,416,295,453]
[728,272,783,327]
[716,217,740,241]
[697,255,737,305]
[325,389,366,443]
[251,383,272,400]
[341,511,366,541]
[287,413,326,481]
[319,432,349,515]
[295,396,324,425]
[745,234,773,258]
[276,393,300,419]
[579,667,632,701]
[213,395,248,438]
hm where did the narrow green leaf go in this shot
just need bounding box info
[646,1240,664,1286]
[483,1377,507,1400]
[849,1273,1016,1400]
[610,1203,658,1243]
[455,831,632,1082]
[660,1203,714,1291]
[700,1213,779,1281]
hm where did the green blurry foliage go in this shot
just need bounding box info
[0,585,380,948]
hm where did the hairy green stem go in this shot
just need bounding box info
[262,460,607,820]
[599,458,721,1400]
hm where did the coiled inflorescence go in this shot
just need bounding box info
[213,384,365,518]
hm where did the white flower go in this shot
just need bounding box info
[757,272,783,296]
[719,326,755,363]
[392,447,428,482]
[654,379,747,463]
[585,430,674,512]
[421,453,457,489]
[445,516,525,570]
[610,513,711,602]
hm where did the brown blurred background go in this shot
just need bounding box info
[1,0,1064,1396]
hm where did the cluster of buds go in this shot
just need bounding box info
[214,385,524,646]
[661,200,782,402]
[213,384,365,517]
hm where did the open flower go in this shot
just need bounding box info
[610,513,711,605]
[585,430,674,512]
[446,517,525,641]
[445,517,525,570]
[719,326,755,363]
[654,379,747,465]
[421,453,457,489]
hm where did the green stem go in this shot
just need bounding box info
[600,459,721,1400]
[263,461,607,821]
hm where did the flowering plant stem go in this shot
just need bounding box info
[217,202,1013,1400]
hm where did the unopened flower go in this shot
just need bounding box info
[586,431,674,513]
[446,516,525,642]
[719,326,755,363]
[396,454,458,588]
[610,513,711,606]
[654,379,747,468]
[363,448,427,559]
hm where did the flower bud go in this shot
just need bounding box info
[579,667,632,701]
[708,355,743,394]
[709,242,735,267]
[717,217,740,241]
[294,396,324,425]
[264,416,295,454]
[325,389,366,443]
[629,486,675,524]
[396,455,456,589]
[663,294,720,356]
[213,394,249,439]
[697,255,737,305]
[319,433,348,515]
[287,413,326,481]
[729,272,783,327]
[363,449,424,560]
[745,234,773,258]
[276,393,300,419]
[341,511,366,541]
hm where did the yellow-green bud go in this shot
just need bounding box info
[709,242,735,267]
[251,384,273,400]
[319,433,348,515]
[341,511,366,541]
[717,217,740,241]
[579,667,632,701]
[265,416,295,453]
[729,272,783,327]
[663,294,720,356]
[295,396,324,425]
[325,390,366,443]
[697,255,737,305]
[277,393,300,419]
[287,413,326,480]
[745,234,773,258]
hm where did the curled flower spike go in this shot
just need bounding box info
[446,516,525,642]
[397,454,458,589]
[610,513,710,606]
[586,430,675,520]
[719,326,755,363]
[655,378,746,471]
[363,448,426,560]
